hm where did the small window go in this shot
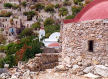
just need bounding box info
[16,21,17,24]
[88,40,94,52]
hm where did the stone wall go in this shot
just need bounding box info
[24,53,61,71]
[61,19,108,67]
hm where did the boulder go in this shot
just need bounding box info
[55,65,68,71]
[23,70,31,79]
[4,64,9,68]
[11,74,17,79]
[0,73,10,79]
[76,56,82,62]
[84,73,100,79]
[95,65,108,77]
[83,66,94,73]
[72,65,79,70]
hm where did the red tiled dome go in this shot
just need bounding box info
[48,43,59,47]
[64,0,108,24]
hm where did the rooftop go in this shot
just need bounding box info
[64,0,108,24]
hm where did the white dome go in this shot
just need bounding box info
[49,32,60,40]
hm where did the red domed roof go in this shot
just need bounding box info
[64,0,108,24]
[48,43,59,48]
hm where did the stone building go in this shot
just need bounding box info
[0,0,41,3]
[61,0,108,67]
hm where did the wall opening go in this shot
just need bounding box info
[88,40,94,52]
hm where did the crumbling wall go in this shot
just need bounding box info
[24,53,61,71]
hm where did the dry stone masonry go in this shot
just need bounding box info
[25,53,60,71]
[61,19,108,68]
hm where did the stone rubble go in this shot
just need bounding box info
[0,52,108,79]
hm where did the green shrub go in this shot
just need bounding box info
[65,15,75,19]
[4,12,12,17]
[5,43,22,55]
[23,11,35,16]
[55,4,60,8]
[21,1,27,7]
[44,18,55,26]
[0,59,4,68]
[12,4,19,9]
[85,0,93,4]
[0,55,16,68]
[0,36,43,67]
[59,7,68,16]
[4,55,16,68]
[0,46,5,52]
[35,3,44,11]
[23,11,36,21]
[74,0,84,4]
[0,28,4,31]
[72,6,82,16]
[4,3,13,8]
[0,11,12,17]
[45,25,60,37]
[63,1,71,6]
[44,4,54,13]
[20,28,33,37]
[0,34,6,44]
[32,22,40,29]
[22,39,43,61]
[27,15,32,21]
[78,2,83,6]
[45,33,51,38]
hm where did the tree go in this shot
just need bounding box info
[20,28,33,37]
[15,36,43,62]
[31,22,40,29]
[16,44,31,63]
[22,39,43,61]
[5,43,22,55]
[35,3,44,11]
[59,7,68,16]
[44,4,54,13]
[44,18,55,26]
[0,35,43,67]
[4,3,13,8]
[45,25,60,37]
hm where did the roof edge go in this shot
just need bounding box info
[63,0,108,24]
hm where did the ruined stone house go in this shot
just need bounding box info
[61,0,108,66]
[0,0,42,3]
